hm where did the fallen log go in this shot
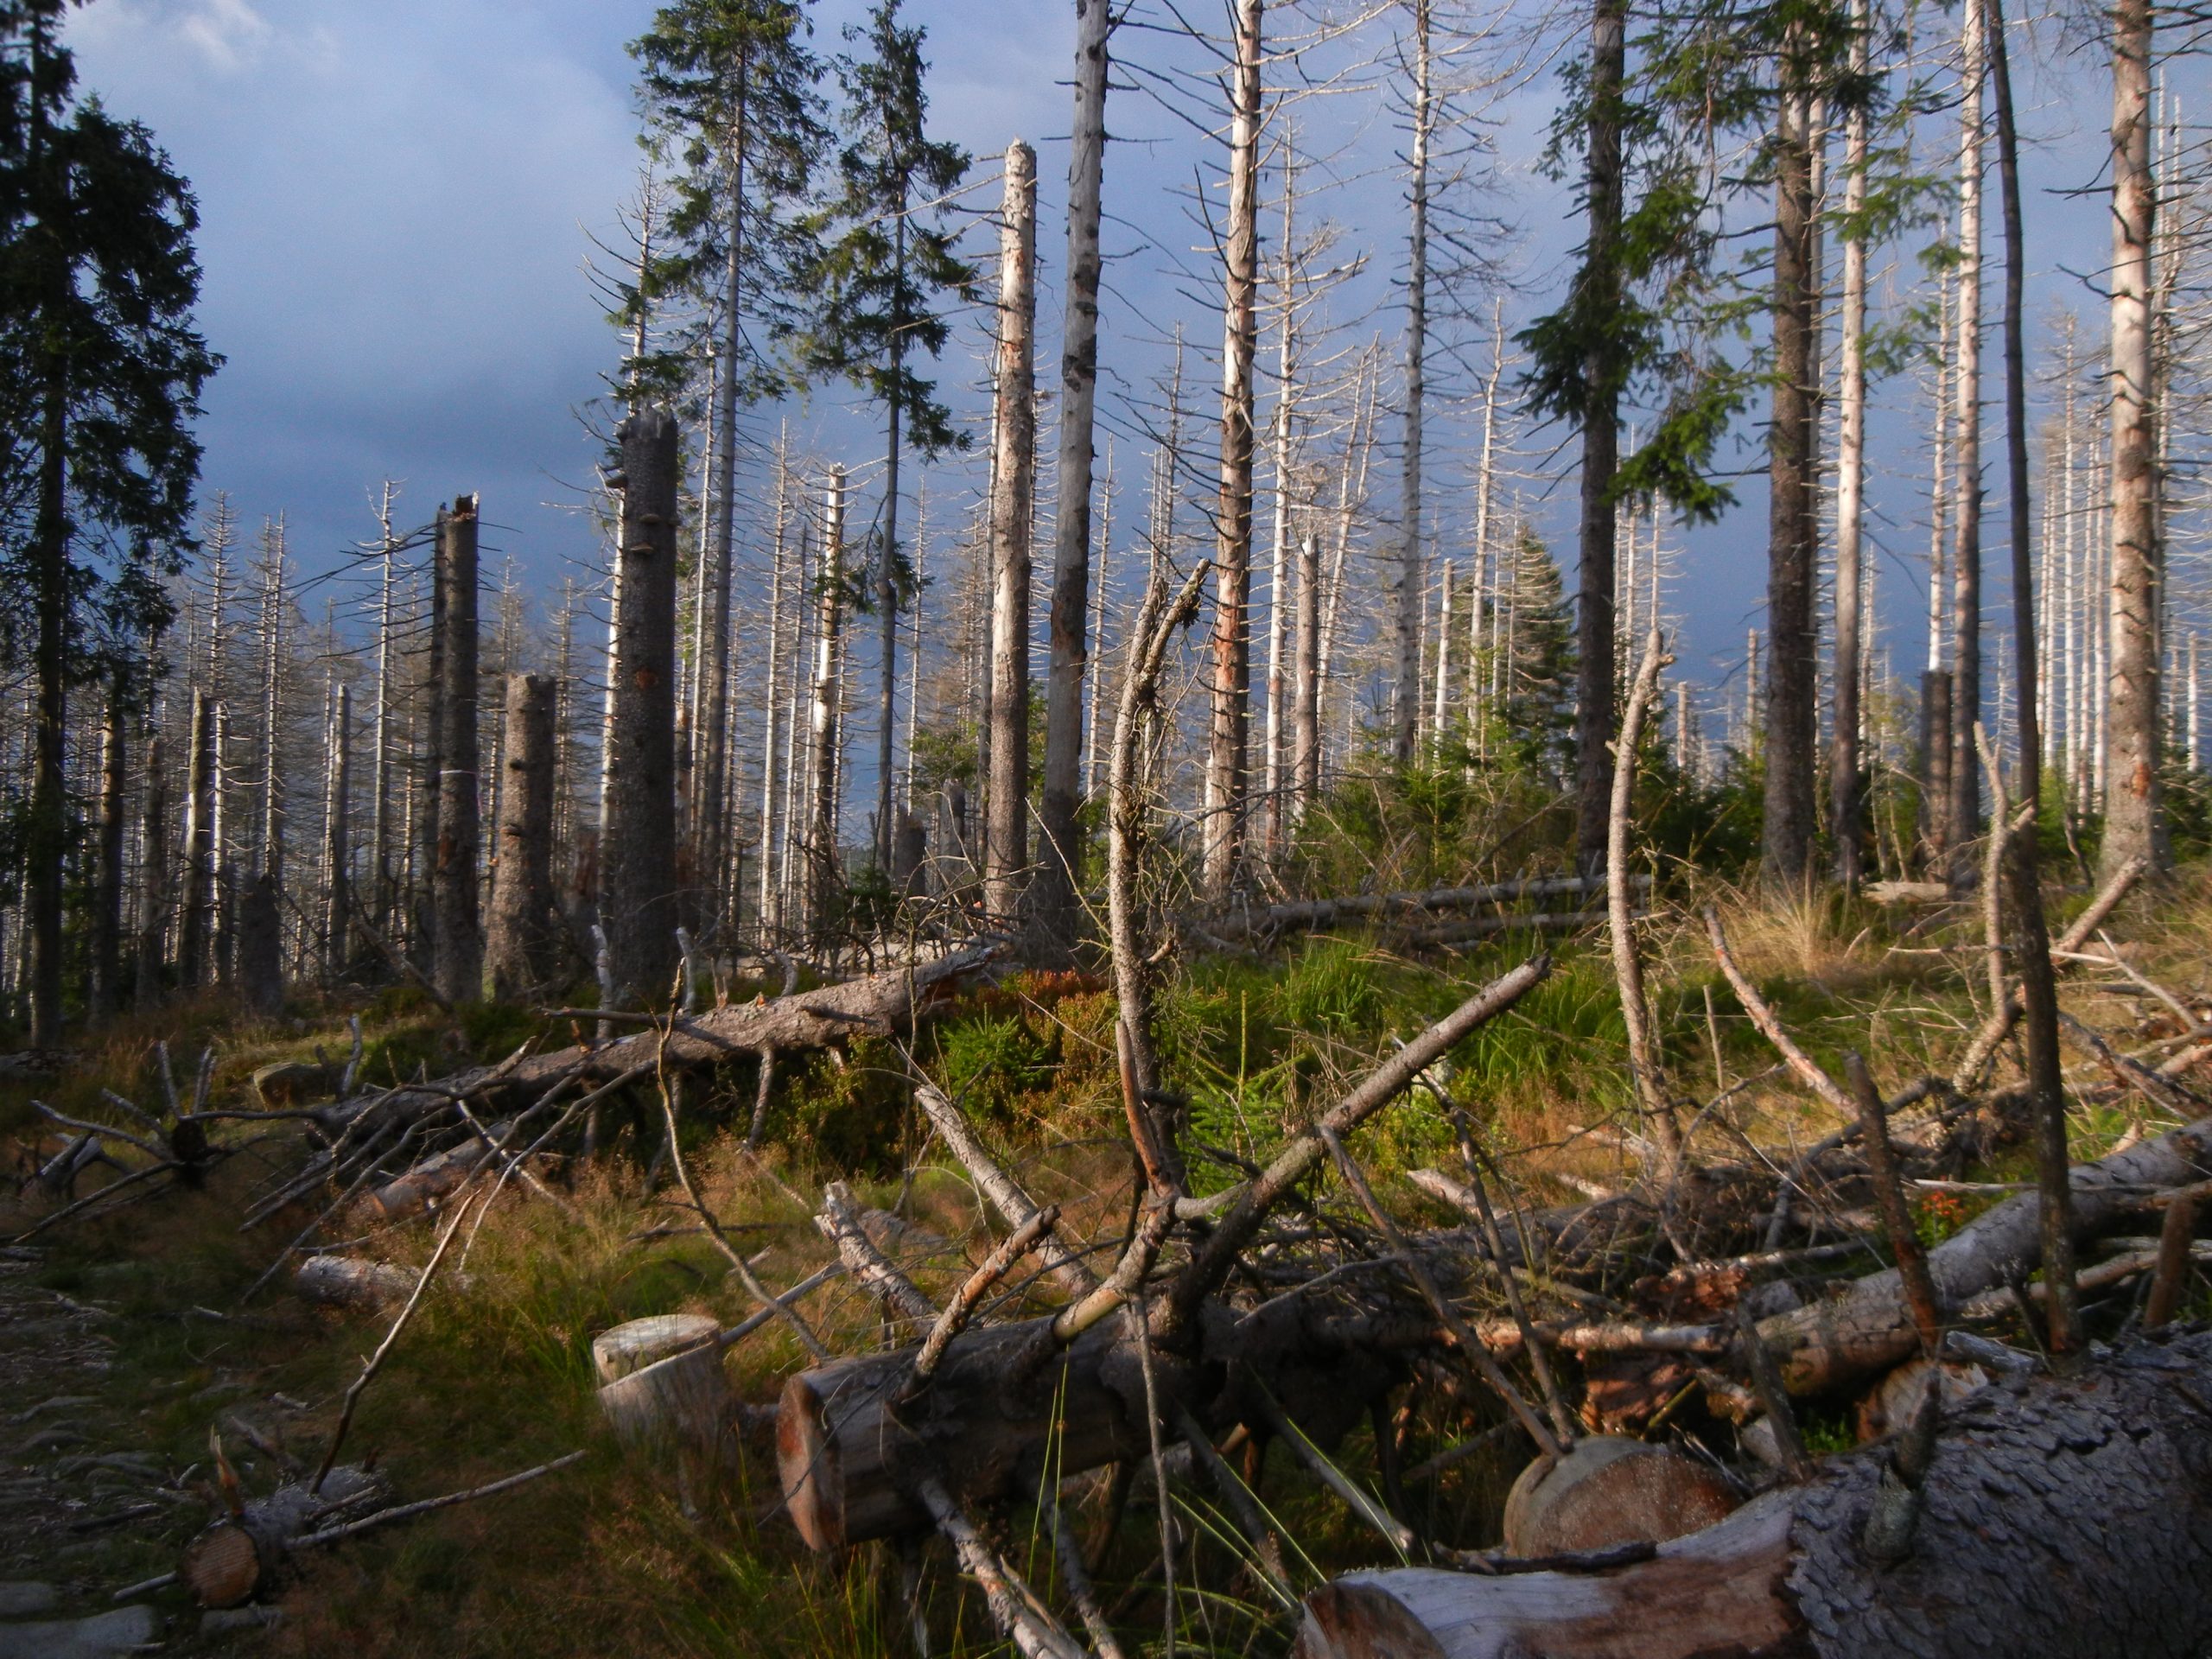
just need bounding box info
[317,946,995,1139]
[292,1255,419,1309]
[1292,1325,2212,1658]
[1758,1109,2212,1395]
[181,1465,386,1608]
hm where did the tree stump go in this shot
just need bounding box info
[594,1315,732,1507]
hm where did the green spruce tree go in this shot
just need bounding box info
[790,0,977,874]
[0,0,216,1043]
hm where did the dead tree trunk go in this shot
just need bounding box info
[321,683,351,982]
[1761,73,1819,890]
[134,730,168,1008]
[1947,5,1986,885]
[177,688,214,990]
[1394,0,1431,769]
[1829,4,1871,889]
[1572,0,1627,878]
[1204,0,1262,899]
[1293,528,1321,825]
[485,673,560,1001]
[431,496,482,1005]
[2102,0,2163,878]
[605,413,682,1005]
[89,673,128,1018]
[807,469,846,942]
[1294,1328,2212,1659]
[984,139,1037,930]
[1034,0,1112,958]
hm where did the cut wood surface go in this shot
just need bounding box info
[1293,1325,2212,1657]
[181,1465,385,1608]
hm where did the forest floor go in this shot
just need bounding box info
[0,865,2208,1656]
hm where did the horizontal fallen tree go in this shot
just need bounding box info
[1201,876,1650,947]
[1291,1325,2212,1658]
[319,946,995,1140]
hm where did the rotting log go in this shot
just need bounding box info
[318,946,995,1138]
[293,1255,419,1310]
[1758,1109,2212,1395]
[1292,1325,2212,1658]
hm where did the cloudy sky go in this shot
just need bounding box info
[63,0,2132,708]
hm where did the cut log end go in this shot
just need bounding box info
[775,1370,842,1552]
[180,1522,260,1609]
[1501,1436,1740,1557]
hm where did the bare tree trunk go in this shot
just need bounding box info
[89,674,128,1019]
[321,683,351,983]
[605,415,682,1005]
[1573,0,1627,877]
[2103,0,2162,877]
[1761,76,1819,890]
[1263,152,1298,858]
[1205,0,1263,899]
[431,497,482,1006]
[692,350,734,940]
[985,140,1038,929]
[808,470,846,943]
[758,438,790,942]
[177,689,213,989]
[1294,531,1321,822]
[134,730,168,1008]
[485,673,559,1001]
[1948,3,1986,885]
[369,486,397,943]
[1986,0,2077,1349]
[1471,298,1504,743]
[1829,3,1871,889]
[1034,0,1112,956]
[1394,0,1431,769]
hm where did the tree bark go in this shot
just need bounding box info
[431,497,482,1005]
[606,415,683,1005]
[1761,79,1819,891]
[807,469,846,942]
[1985,0,2077,1350]
[1204,0,1263,899]
[1395,0,1431,769]
[177,688,215,990]
[2102,0,2162,877]
[984,140,1037,929]
[1947,5,1986,885]
[1034,0,1111,957]
[1572,0,1627,878]
[1294,1328,2212,1658]
[1829,4,1871,889]
[89,674,129,1018]
[321,683,351,982]
[1293,529,1322,824]
[134,731,168,1008]
[485,673,560,1001]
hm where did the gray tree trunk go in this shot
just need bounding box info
[237,871,282,1015]
[1761,83,1819,890]
[1947,4,1986,885]
[1829,4,1870,889]
[605,413,683,1005]
[806,469,846,943]
[321,683,351,982]
[1205,0,1264,899]
[89,675,128,1018]
[485,673,560,1001]
[1394,0,1431,768]
[134,731,168,1009]
[176,688,214,991]
[431,497,482,1005]
[2103,0,2163,877]
[1572,0,1627,877]
[1033,0,1113,957]
[984,140,1038,928]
